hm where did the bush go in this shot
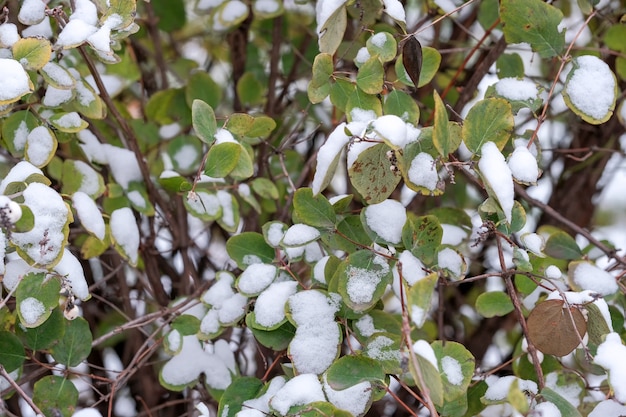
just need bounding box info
[0,0,625,416]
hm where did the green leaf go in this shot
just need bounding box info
[318,4,347,55]
[251,177,279,200]
[475,291,514,318]
[49,112,89,133]
[61,160,105,198]
[12,37,51,71]
[478,0,501,31]
[1,110,38,156]
[462,98,514,154]
[18,308,66,351]
[51,317,93,367]
[291,402,354,417]
[366,32,397,63]
[356,56,384,95]
[407,273,437,328]
[432,341,475,403]
[16,272,61,328]
[364,332,402,374]
[226,232,275,269]
[246,116,276,139]
[204,142,241,178]
[586,302,611,348]
[246,314,295,350]
[432,90,451,157]
[418,47,442,88]
[346,87,382,121]
[543,230,583,259]
[151,0,186,31]
[330,77,355,112]
[500,0,565,58]
[172,315,201,336]
[186,72,222,110]
[192,99,217,144]
[562,55,617,124]
[383,89,420,124]
[540,387,583,417]
[293,188,336,229]
[411,343,444,407]
[99,0,137,28]
[13,204,35,233]
[33,375,79,417]
[325,355,386,390]
[236,72,265,106]
[348,143,401,204]
[496,53,525,78]
[218,377,264,417]
[402,215,443,265]
[337,251,392,312]
[0,331,26,373]
[230,142,255,180]
[325,215,371,253]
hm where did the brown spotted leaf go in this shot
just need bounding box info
[527,299,587,356]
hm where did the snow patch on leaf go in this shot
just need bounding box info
[478,141,514,223]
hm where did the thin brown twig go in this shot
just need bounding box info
[0,365,45,416]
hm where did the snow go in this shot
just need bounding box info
[0,58,32,103]
[217,293,247,324]
[370,32,388,48]
[394,250,426,286]
[18,0,46,25]
[571,262,618,296]
[441,356,463,385]
[74,78,97,106]
[42,62,75,88]
[408,152,438,191]
[77,130,106,164]
[71,0,99,25]
[217,190,236,228]
[281,224,320,247]
[160,336,232,390]
[0,196,22,224]
[22,16,52,38]
[202,272,235,305]
[55,112,84,129]
[349,108,377,124]
[366,334,401,362]
[0,24,19,47]
[254,281,298,327]
[316,0,349,34]
[544,372,582,408]
[72,191,105,240]
[594,332,626,403]
[589,400,626,417]
[323,374,372,416]
[110,207,140,265]
[508,145,539,184]
[20,297,46,325]
[72,408,103,417]
[373,115,409,148]
[533,402,561,417]
[546,289,598,305]
[412,340,438,370]
[186,191,220,218]
[102,144,142,189]
[237,263,277,295]
[167,329,181,352]
[566,55,616,120]
[11,182,69,266]
[26,126,55,167]
[266,222,286,247]
[479,142,514,223]
[241,376,286,415]
[382,0,406,22]
[484,375,537,401]
[55,248,89,300]
[545,265,562,279]
[288,290,340,374]
[438,248,464,277]
[312,122,350,195]
[270,374,325,415]
[200,309,219,335]
[364,199,406,244]
[355,315,379,337]
[346,255,389,304]
[495,78,538,101]
[441,224,467,246]
[255,0,280,13]
[355,47,371,66]
[13,120,30,153]
[56,19,98,48]
[313,256,330,283]
[87,26,112,52]
[43,86,74,107]
[521,233,544,256]
[127,191,145,209]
